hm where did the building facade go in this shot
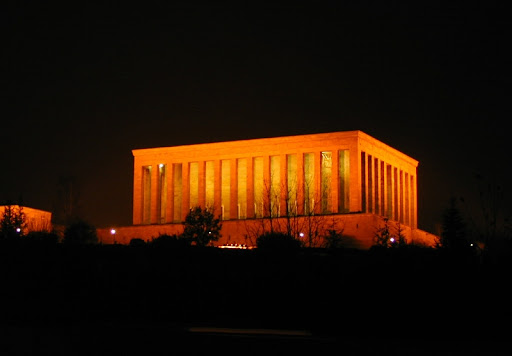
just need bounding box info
[0,205,52,234]
[99,131,436,248]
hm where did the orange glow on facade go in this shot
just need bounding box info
[0,205,52,234]
[97,131,437,248]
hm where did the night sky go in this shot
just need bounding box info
[2,2,510,234]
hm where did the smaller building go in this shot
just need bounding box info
[0,205,53,234]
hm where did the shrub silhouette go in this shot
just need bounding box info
[256,232,301,251]
[150,234,190,248]
[129,237,146,247]
[23,231,60,245]
[182,206,222,247]
[63,220,98,245]
[323,229,345,249]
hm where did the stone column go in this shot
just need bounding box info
[280,154,288,217]
[330,150,339,214]
[404,172,410,226]
[246,157,255,218]
[297,152,305,216]
[399,169,404,224]
[382,162,388,219]
[411,174,417,229]
[263,155,270,217]
[132,162,142,225]
[198,161,206,209]
[181,162,190,221]
[166,163,174,223]
[374,158,381,216]
[214,160,222,219]
[362,152,368,213]
[230,158,238,219]
[392,167,398,222]
[150,164,159,224]
[367,154,373,214]
[314,151,321,215]
[349,145,361,213]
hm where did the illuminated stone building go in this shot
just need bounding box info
[99,131,437,248]
[0,205,52,234]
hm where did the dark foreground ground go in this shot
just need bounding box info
[1,242,511,355]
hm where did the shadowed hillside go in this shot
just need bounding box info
[1,242,511,354]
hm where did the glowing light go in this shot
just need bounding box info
[159,163,164,168]
[16,228,21,233]
[218,243,254,249]
[110,229,116,235]
[390,237,395,243]
[299,232,304,238]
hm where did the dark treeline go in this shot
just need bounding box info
[1,240,510,342]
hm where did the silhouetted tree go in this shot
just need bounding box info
[62,220,98,245]
[181,206,222,247]
[374,217,392,248]
[243,167,331,248]
[436,197,468,250]
[323,229,345,249]
[394,221,407,247]
[53,175,82,225]
[0,204,26,239]
[470,173,510,252]
[323,217,346,249]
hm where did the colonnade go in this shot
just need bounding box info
[137,150,352,225]
[132,131,418,230]
[361,152,417,228]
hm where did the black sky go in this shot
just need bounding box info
[1,2,510,234]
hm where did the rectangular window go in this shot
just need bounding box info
[189,162,199,209]
[221,159,230,220]
[237,158,247,219]
[205,161,214,210]
[304,152,315,215]
[338,150,350,213]
[142,165,152,224]
[173,163,182,222]
[253,157,263,218]
[321,151,332,214]
[287,154,297,216]
[158,164,167,223]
